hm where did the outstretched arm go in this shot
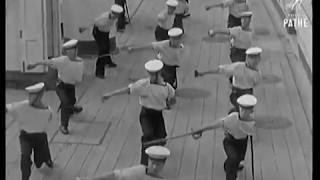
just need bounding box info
[27,57,63,70]
[76,171,117,180]
[102,87,130,101]
[208,28,230,37]
[205,2,224,10]
[128,43,153,53]
[194,68,220,77]
[191,118,224,139]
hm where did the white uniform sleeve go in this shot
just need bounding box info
[128,79,149,96]
[222,113,237,131]
[115,165,146,180]
[49,56,68,69]
[218,62,241,76]
[151,41,161,51]
[167,84,175,99]
[223,0,234,7]
[229,26,241,39]
[6,103,18,116]
[157,10,166,22]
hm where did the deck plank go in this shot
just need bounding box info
[279,50,312,176]
[263,58,294,180]
[60,144,91,180]
[271,55,311,180]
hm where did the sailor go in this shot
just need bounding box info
[101,60,175,166]
[205,0,250,28]
[27,39,84,135]
[76,146,171,180]
[195,47,262,112]
[191,94,257,180]
[93,4,123,78]
[115,0,129,32]
[208,11,253,63]
[128,28,185,89]
[173,0,190,33]
[6,82,54,180]
[155,0,178,41]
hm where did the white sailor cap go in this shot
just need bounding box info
[240,11,253,17]
[25,82,45,93]
[168,28,183,37]
[166,0,179,7]
[145,59,164,72]
[145,146,171,160]
[246,47,262,55]
[111,4,123,13]
[63,39,78,50]
[237,94,257,108]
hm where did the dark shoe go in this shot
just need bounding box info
[45,160,54,168]
[107,62,117,68]
[59,126,69,135]
[73,106,83,113]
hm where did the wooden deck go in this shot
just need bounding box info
[6,0,312,179]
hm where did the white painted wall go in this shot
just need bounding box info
[6,0,22,71]
[6,0,62,72]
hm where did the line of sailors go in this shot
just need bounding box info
[5,0,270,179]
[92,1,190,79]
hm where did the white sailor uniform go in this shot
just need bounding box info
[151,28,184,89]
[218,47,262,111]
[129,60,175,165]
[229,11,253,63]
[173,0,189,33]
[155,0,178,41]
[49,39,84,133]
[6,83,53,180]
[93,4,123,76]
[222,94,256,180]
[77,146,171,180]
[223,0,250,28]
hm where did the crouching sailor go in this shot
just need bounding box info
[76,146,170,180]
[27,39,84,135]
[6,82,54,180]
[101,60,175,166]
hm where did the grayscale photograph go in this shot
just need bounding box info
[5,0,312,179]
